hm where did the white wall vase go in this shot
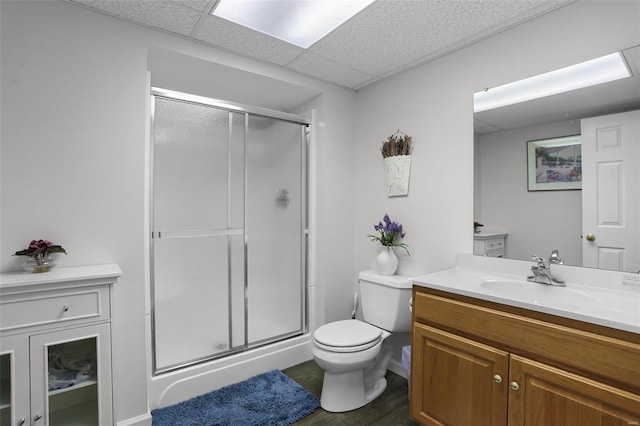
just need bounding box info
[376,246,398,276]
[384,155,411,197]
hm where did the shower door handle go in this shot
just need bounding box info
[155,229,244,239]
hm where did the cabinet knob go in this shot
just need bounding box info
[510,382,520,391]
[493,375,502,383]
[33,413,43,421]
[63,305,70,312]
[17,418,25,426]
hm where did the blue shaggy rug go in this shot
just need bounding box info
[151,370,320,425]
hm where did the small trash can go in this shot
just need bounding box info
[401,345,411,386]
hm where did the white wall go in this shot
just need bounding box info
[0,1,356,423]
[476,119,582,265]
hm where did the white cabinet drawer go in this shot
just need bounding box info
[1,287,109,332]
[485,239,504,250]
[485,248,504,257]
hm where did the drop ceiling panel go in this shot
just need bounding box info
[72,0,203,36]
[287,51,376,89]
[193,14,305,66]
[171,0,211,13]
[67,0,576,91]
[308,0,572,79]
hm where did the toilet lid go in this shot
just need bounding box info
[314,320,382,348]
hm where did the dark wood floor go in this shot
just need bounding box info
[283,360,419,425]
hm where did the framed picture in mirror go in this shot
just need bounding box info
[527,135,582,191]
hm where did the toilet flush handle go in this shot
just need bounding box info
[351,292,359,319]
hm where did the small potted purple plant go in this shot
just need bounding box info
[14,239,67,273]
[368,214,409,275]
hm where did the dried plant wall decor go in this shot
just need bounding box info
[381,130,412,196]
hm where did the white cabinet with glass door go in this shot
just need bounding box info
[0,264,121,426]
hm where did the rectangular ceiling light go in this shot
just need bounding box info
[473,52,631,113]
[211,0,375,49]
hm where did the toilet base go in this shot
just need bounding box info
[320,370,388,413]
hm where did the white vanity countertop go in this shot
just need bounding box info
[411,254,640,334]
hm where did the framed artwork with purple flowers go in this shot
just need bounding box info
[527,135,582,191]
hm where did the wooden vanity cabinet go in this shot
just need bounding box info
[410,287,640,426]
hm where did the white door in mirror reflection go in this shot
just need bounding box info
[581,110,640,272]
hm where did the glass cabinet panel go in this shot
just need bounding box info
[0,353,11,426]
[47,338,99,425]
[0,336,28,426]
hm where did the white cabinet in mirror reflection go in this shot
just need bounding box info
[473,232,507,257]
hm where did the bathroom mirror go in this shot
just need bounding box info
[474,44,640,272]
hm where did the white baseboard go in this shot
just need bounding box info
[117,413,152,426]
[388,358,408,379]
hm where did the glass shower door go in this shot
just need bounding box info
[246,116,306,344]
[151,97,245,372]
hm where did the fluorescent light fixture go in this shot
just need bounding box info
[474,52,631,113]
[211,0,375,49]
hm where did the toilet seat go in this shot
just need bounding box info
[313,320,382,353]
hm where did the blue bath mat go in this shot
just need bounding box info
[151,369,320,426]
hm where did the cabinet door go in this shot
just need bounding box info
[29,324,112,426]
[411,323,509,425]
[509,354,640,426]
[0,336,29,426]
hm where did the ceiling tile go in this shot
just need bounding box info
[194,15,305,66]
[70,0,203,36]
[170,0,212,13]
[287,52,376,89]
[65,0,576,90]
[309,0,572,78]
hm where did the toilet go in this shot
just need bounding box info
[312,270,412,412]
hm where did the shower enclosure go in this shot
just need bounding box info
[150,88,309,375]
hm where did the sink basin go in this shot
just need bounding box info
[479,279,595,307]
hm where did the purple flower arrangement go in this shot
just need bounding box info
[14,239,67,259]
[368,214,410,255]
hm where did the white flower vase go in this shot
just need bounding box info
[376,246,398,276]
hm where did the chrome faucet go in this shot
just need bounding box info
[527,255,565,286]
[548,249,564,265]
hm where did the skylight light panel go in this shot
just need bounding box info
[473,52,631,113]
[211,0,375,49]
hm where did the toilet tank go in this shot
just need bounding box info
[358,270,412,332]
